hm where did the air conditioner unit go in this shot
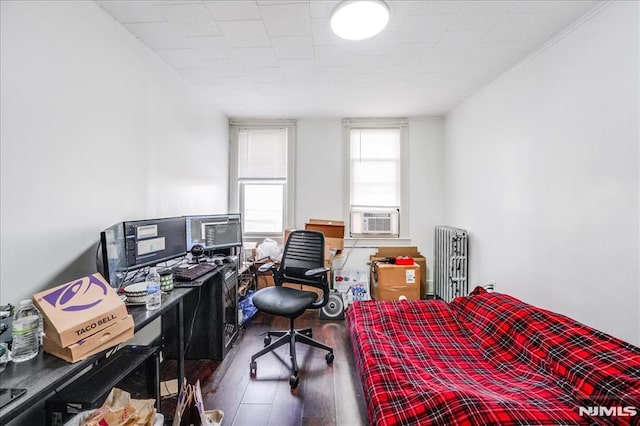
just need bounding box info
[350,208,399,237]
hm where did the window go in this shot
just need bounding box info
[344,118,408,238]
[229,120,296,238]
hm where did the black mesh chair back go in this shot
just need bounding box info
[277,230,327,298]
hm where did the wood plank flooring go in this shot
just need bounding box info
[162,311,368,426]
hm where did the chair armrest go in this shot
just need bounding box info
[305,267,330,277]
[258,262,276,273]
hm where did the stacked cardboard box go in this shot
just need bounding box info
[370,247,428,299]
[304,219,345,267]
[371,263,421,301]
[33,273,134,363]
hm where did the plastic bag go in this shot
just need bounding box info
[256,238,282,261]
[238,291,258,324]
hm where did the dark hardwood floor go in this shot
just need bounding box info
[161,311,368,426]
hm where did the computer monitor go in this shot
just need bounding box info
[98,222,127,287]
[123,217,187,269]
[185,214,242,253]
[98,217,187,286]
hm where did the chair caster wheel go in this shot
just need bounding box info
[289,374,299,389]
[250,361,257,376]
[325,352,334,364]
[264,335,271,346]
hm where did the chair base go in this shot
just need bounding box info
[250,321,334,389]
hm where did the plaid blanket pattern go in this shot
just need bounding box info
[347,290,640,426]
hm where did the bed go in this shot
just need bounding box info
[346,287,640,425]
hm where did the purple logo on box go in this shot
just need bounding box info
[42,274,108,312]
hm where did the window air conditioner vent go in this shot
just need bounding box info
[350,208,399,237]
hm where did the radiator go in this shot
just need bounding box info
[434,226,468,301]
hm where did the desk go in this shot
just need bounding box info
[0,288,193,424]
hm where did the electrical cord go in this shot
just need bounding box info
[183,285,202,355]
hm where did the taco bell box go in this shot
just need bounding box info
[33,273,132,356]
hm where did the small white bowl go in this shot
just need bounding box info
[124,282,148,298]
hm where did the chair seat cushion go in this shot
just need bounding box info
[252,286,318,318]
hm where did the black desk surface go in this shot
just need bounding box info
[0,288,192,423]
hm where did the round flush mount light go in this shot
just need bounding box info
[330,0,390,41]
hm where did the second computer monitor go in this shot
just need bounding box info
[186,214,242,253]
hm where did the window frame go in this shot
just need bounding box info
[229,119,296,241]
[343,118,409,239]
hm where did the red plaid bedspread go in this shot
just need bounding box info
[346,289,640,425]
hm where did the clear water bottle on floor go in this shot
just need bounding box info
[146,267,161,311]
[11,300,41,362]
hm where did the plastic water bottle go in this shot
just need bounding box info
[146,267,161,311]
[11,300,41,362]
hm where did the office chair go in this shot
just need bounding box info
[249,230,334,389]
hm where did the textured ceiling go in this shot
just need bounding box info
[96,0,599,117]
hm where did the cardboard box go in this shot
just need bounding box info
[43,315,134,363]
[370,246,427,298]
[33,273,129,348]
[371,263,421,301]
[304,219,345,253]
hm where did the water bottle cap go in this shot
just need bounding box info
[149,267,157,274]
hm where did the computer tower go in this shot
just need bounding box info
[163,263,238,360]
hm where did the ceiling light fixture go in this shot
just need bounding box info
[330,0,390,41]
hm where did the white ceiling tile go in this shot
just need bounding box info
[384,1,414,31]
[391,43,435,65]
[508,1,598,15]
[311,18,350,46]
[415,55,466,73]
[235,47,279,67]
[309,1,340,18]
[314,45,352,66]
[271,36,314,59]
[256,83,289,95]
[248,67,286,84]
[448,4,509,31]
[184,36,235,59]
[350,55,394,75]
[96,1,165,23]
[409,0,463,15]
[156,48,215,69]
[201,59,248,77]
[154,3,222,37]
[124,22,186,49]
[218,20,270,47]
[400,15,453,44]
[203,1,261,21]
[316,66,351,83]
[259,3,312,36]
[483,12,565,43]
[432,31,486,55]
[279,59,316,76]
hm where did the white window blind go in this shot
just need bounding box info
[350,128,401,207]
[238,129,287,179]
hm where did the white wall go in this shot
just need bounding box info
[295,117,445,294]
[445,2,639,345]
[0,1,229,306]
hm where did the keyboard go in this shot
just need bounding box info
[173,263,217,282]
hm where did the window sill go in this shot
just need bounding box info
[343,237,412,249]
